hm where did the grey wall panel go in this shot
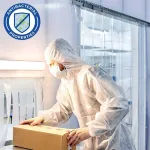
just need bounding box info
[146,0,150,22]
[86,0,148,22]
[146,27,150,150]
[120,0,145,20]
[101,0,123,12]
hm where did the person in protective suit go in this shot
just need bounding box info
[21,38,135,150]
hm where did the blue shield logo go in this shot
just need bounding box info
[14,13,30,33]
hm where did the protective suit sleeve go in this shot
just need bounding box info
[38,82,73,126]
[86,71,129,137]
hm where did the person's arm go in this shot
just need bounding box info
[38,82,73,126]
[86,71,129,137]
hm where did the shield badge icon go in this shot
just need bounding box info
[14,13,30,33]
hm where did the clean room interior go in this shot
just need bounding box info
[0,0,150,150]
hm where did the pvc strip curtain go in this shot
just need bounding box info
[79,8,146,150]
[0,81,12,147]
[0,78,43,147]
[0,81,5,147]
[12,79,44,125]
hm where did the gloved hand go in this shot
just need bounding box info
[20,116,44,126]
[67,128,91,146]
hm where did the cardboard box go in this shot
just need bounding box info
[13,125,76,150]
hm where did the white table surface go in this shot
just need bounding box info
[0,146,27,150]
[0,145,83,150]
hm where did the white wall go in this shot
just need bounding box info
[45,0,80,53]
[42,0,80,128]
[0,0,46,61]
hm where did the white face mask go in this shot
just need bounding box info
[49,65,67,79]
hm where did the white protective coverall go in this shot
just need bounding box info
[39,38,135,150]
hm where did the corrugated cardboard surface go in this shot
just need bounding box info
[13,125,76,150]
